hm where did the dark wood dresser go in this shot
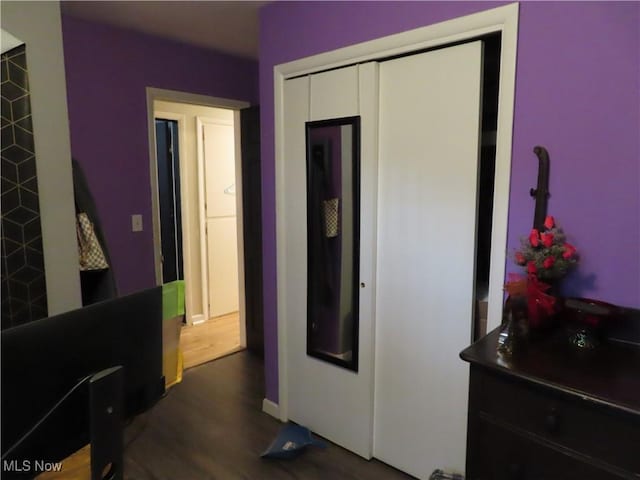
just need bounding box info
[460,328,640,480]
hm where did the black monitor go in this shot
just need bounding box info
[1,287,164,478]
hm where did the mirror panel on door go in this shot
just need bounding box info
[305,116,360,371]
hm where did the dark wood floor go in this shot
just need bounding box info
[124,351,414,480]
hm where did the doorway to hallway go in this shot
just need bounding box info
[151,95,246,368]
[147,88,264,369]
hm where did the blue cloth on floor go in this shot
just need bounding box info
[261,423,326,459]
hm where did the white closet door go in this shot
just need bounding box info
[203,121,239,317]
[374,42,483,477]
[207,217,239,317]
[284,64,378,458]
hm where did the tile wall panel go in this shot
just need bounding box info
[1,45,48,328]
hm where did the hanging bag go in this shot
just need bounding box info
[76,212,109,271]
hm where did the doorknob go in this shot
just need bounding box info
[360,282,365,288]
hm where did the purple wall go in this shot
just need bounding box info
[260,1,640,402]
[62,15,258,295]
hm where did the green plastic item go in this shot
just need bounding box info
[162,280,185,320]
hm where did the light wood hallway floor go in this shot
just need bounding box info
[180,312,242,369]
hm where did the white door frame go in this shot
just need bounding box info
[274,3,519,420]
[146,88,249,338]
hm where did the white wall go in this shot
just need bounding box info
[1,1,82,314]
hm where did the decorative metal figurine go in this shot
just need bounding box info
[530,146,550,231]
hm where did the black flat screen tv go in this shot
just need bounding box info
[1,287,164,478]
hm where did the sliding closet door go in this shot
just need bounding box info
[374,42,483,477]
[283,64,378,458]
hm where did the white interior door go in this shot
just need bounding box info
[203,121,239,318]
[373,42,483,478]
[283,63,379,458]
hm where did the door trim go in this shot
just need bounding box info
[146,88,249,327]
[233,110,248,348]
[195,117,210,324]
[274,3,519,420]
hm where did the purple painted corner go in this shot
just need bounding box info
[259,1,640,403]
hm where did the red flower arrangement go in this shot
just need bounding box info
[509,216,579,328]
[514,215,579,282]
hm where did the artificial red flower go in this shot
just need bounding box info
[562,243,577,259]
[527,261,537,274]
[515,251,526,265]
[541,232,554,248]
[543,256,555,269]
[529,229,540,247]
[544,215,555,230]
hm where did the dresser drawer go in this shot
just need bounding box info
[467,418,629,480]
[475,369,640,474]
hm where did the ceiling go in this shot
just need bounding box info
[61,1,267,60]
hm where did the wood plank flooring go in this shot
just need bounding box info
[36,445,90,480]
[180,312,242,370]
[124,352,414,480]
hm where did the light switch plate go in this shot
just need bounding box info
[131,214,143,232]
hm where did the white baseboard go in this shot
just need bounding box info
[191,314,206,325]
[262,398,280,419]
